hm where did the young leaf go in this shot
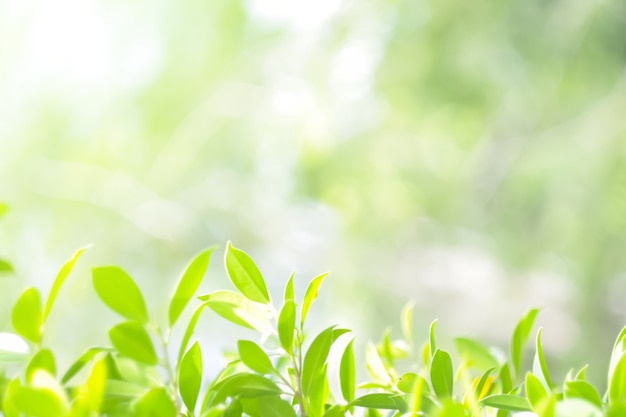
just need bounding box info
[209,373,282,405]
[511,308,539,377]
[77,358,107,413]
[108,321,158,365]
[198,290,272,332]
[238,340,273,374]
[277,300,296,354]
[43,247,87,322]
[178,302,208,364]
[454,338,499,371]
[135,387,177,417]
[429,320,438,358]
[25,349,56,382]
[0,332,30,362]
[61,347,110,384]
[224,242,270,304]
[11,287,43,344]
[351,393,401,410]
[178,341,203,413]
[533,328,552,389]
[340,339,355,403]
[168,246,216,328]
[609,352,626,405]
[258,396,297,417]
[525,372,548,411]
[8,383,67,417]
[401,303,414,346]
[302,326,349,396]
[300,272,329,327]
[480,394,532,412]
[92,266,149,323]
[564,380,602,409]
[284,272,295,302]
[0,259,13,274]
[430,349,453,400]
[308,363,329,417]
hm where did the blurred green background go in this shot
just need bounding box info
[2,0,626,386]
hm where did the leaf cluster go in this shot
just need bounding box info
[1,240,626,417]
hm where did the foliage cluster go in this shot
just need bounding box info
[1,205,625,417]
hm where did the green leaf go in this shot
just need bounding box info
[78,358,107,413]
[168,246,216,328]
[480,394,532,412]
[224,242,270,304]
[92,266,149,323]
[277,300,296,354]
[525,372,548,411]
[238,340,273,374]
[43,247,87,322]
[533,328,552,389]
[178,341,203,414]
[8,383,67,417]
[351,393,401,410]
[199,290,272,332]
[454,338,499,371]
[11,287,43,344]
[258,396,297,417]
[177,302,208,364]
[609,352,626,405]
[511,308,539,377]
[564,380,603,409]
[135,387,177,417]
[0,259,13,274]
[401,303,414,346]
[430,349,453,400]
[340,339,355,403]
[284,272,295,302]
[26,349,56,382]
[108,321,158,365]
[302,326,349,396]
[429,319,438,357]
[300,272,329,327]
[210,373,281,405]
[308,363,329,417]
[499,363,513,393]
[0,332,30,362]
[61,347,109,384]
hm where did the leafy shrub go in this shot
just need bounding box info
[1,238,626,416]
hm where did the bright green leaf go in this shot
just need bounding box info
[302,326,349,396]
[308,363,329,417]
[177,302,208,364]
[257,396,297,417]
[340,339,355,403]
[26,349,56,382]
[209,373,281,406]
[511,308,539,378]
[351,393,401,410]
[533,328,552,390]
[108,321,158,365]
[300,272,329,327]
[43,247,87,322]
[277,300,296,354]
[11,287,43,344]
[199,290,272,332]
[9,384,67,417]
[454,338,499,371]
[61,347,109,384]
[609,352,626,405]
[0,259,13,274]
[92,266,149,323]
[284,272,295,302]
[564,380,602,409]
[135,387,177,417]
[525,372,548,411]
[168,246,216,328]
[238,340,273,374]
[431,349,453,400]
[480,394,531,412]
[224,242,270,304]
[178,341,203,413]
